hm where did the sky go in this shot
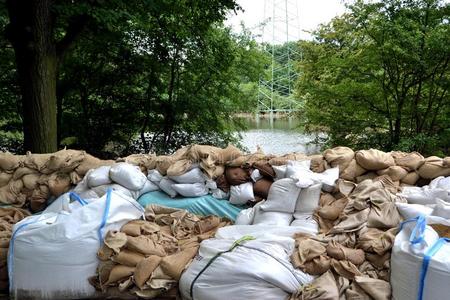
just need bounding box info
[225,0,348,41]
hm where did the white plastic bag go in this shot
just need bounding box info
[87,165,112,187]
[8,189,144,300]
[253,207,293,226]
[172,183,209,197]
[250,169,263,182]
[431,199,450,219]
[179,237,314,300]
[109,162,147,190]
[138,179,160,197]
[396,203,433,220]
[284,160,311,179]
[272,165,287,180]
[234,207,255,225]
[391,215,450,300]
[147,169,163,183]
[91,183,138,199]
[260,178,301,213]
[229,182,254,205]
[169,167,205,184]
[295,183,322,214]
[291,213,319,235]
[159,177,178,198]
[211,189,229,200]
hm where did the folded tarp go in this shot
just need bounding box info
[138,191,247,221]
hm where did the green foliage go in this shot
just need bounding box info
[297,0,450,155]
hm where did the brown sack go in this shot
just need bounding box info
[112,250,144,267]
[216,144,242,164]
[166,159,193,177]
[160,246,198,280]
[352,276,391,300]
[291,271,339,300]
[225,167,250,185]
[104,231,128,253]
[318,197,348,221]
[0,173,12,187]
[308,154,327,173]
[444,157,450,167]
[323,146,354,170]
[376,166,408,181]
[126,235,166,256]
[418,156,450,179]
[75,154,113,176]
[355,149,395,171]
[253,178,273,199]
[48,172,71,197]
[401,172,420,185]
[340,159,366,181]
[391,151,425,171]
[0,152,22,171]
[253,161,275,178]
[215,174,230,193]
[268,152,306,166]
[134,255,162,289]
[331,259,363,279]
[22,173,40,190]
[326,241,365,265]
[106,265,135,285]
[29,185,49,211]
[356,172,377,183]
[44,149,86,173]
[155,156,174,176]
[296,239,327,264]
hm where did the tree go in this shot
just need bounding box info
[297,0,450,155]
[3,0,240,153]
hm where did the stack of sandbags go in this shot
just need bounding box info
[73,162,159,200]
[90,205,230,298]
[0,149,114,211]
[0,207,30,291]
[290,176,404,300]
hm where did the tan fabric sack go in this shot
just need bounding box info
[326,240,365,265]
[166,159,193,177]
[160,246,198,280]
[112,250,144,267]
[308,154,327,173]
[323,146,354,170]
[0,173,12,187]
[291,271,339,300]
[0,152,22,171]
[376,166,408,181]
[418,156,450,179]
[340,159,366,181]
[391,151,425,171]
[355,149,395,171]
[134,255,162,289]
[400,171,420,185]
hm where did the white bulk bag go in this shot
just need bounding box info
[272,165,287,180]
[253,206,293,226]
[8,189,144,300]
[431,199,450,219]
[391,215,450,300]
[295,183,322,214]
[147,169,163,183]
[396,203,433,220]
[169,168,205,184]
[109,162,147,190]
[159,177,178,198]
[260,178,301,213]
[179,237,314,300]
[284,160,311,179]
[87,165,112,187]
[229,182,254,205]
[291,213,319,235]
[235,208,255,225]
[91,183,138,199]
[172,183,209,198]
[399,186,450,205]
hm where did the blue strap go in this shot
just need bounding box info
[418,237,450,300]
[69,192,88,206]
[398,215,427,245]
[97,188,112,244]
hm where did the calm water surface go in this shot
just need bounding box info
[237,116,324,155]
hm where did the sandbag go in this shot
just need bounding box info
[87,166,112,187]
[340,159,366,181]
[252,161,275,178]
[229,182,254,205]
[431,199,450,219]
[260,178,301,213]
[109,163,147,190]
[0,172,12,187]
[395,203,433,220]
[391,151,425,171]
[216,144,242,164]
[291,213,319,235]
[235,207,256,225]
[166,159,193,177]
[9,189,144,299]
[418,156,450,179]
[272,165,287,180]
[225,167,250,185]
[172,183,208,198]
[179,237,313,300]
[323,147,354,170]
[355,149,395,171]
[159,178,178,198]
[268,152,307,166]
[138,180,160,197]
[75,154,113,176]
[401,172,420,185]
[308,154,327,173]
[48,172,71,197]
[253,178,273,199]
[284,160,311,179]
[92,184,137,199]
[0,152,22,171]
[377,166,408,181]
[155,156,174,176]
[147,169,163,183]
[169,167,205,184]
[295,183,322,214]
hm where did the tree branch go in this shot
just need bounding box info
[56,15,89,60]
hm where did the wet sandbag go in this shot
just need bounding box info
[418,156,450,179]
[225,167,250,185]
[355,149,395,171]
[253,178,273,199]
[48,172,71,197]
[308,154,327,173]
[253,161,275,178]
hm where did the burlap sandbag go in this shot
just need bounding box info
[0,180,25,206]
[105,265,135,285]
[215,174,230,193]
[75,154,113,176]
[225,167,250,185]
[317,197,348,221]
[30,185,49,211]
[349,276,391,300]
[216,144,242,164]
[253,161,275,178]
[391,151,425,171]
[444,157,450,167]
[0,152,22,171]
[166,159,193,177]
[268,152,307,166]
[159,246,198,280]
[126,235,166,256]
[12,167,38,180]
[253,178,273,199]
[418,156,450,179]
[119,153,157,173]
[326,241,365,265]
[330,259,362,279]
[43,149,86,173]
[48,172,71,197]
[155,156,174,176]
[23,152,50,171]
[340,160,366,181]
[355,149,395,171]
[0,173,12,187]
[134,255,162,289]
[356,172,377,183]
[112,250,144,267]
[323,146,354,170]
[290,271,339,300]
[376,166,408,181]
[22,173,40,190]
[308,154,327,173]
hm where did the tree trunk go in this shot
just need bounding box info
[6,0,58,153]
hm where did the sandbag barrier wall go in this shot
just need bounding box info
[0,146,449,212]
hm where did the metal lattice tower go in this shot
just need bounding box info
[257,0,301,117]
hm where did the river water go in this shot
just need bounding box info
[237,116,324,155]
